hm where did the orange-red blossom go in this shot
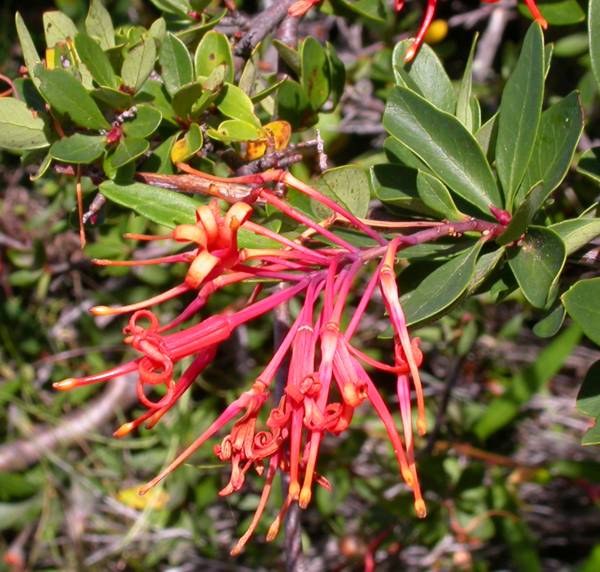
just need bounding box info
[54,165,508,554]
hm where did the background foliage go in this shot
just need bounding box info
[1,0,600,570]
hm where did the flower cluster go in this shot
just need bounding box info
[55,165,505,553]
[289,0,548,62]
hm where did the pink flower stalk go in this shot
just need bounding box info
[288,0,548,62]
[56,164,507,553]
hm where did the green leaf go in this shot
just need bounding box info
[109,137,149,169]
[37,67,110,130]
[576,361,600,418]
[456,35,479,131]
[194,31,233,83]
[86,0,115,50]
[383,136,429,171]
[519,0,585,25]
[207,119,262,144]
[100,180,200,227]
[272,40,301,75]
[554,33,588,57]
[43,11,78,48]
[50,133,105,163]
[92,86,132,109]
[121,39,157,93]
[15,13,42,86]
[313,166,371,219]
[122,105,162,139]
[533,303,566,337]
[148,0,191,16]
[592,0,600,92]
[476,112,498,161]
[172,82,205,119]
[301,37,330,110]
[370,164,434,215]
[496,24,545,204]
[550,218,600,255]
[392,40,456,114]
[508,226,566,308]
[0,497,42,532]
[515,92,583,205]
[497,181,545,245]
[474,323,581,439]
[74,33,118,88]
[416,171,465,221]
[383,87,501,213]
[401,241,484,326]
[325,42,345,109]
[582,422,600,446]
[562,278,600,344]
[159,33,194,96]
[216,83,260,127]
[276,79,316,129]
[577,147,600,184]
[0,98,49,151]
[170,123,203,163]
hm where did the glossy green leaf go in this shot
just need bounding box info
[301,37,330,110]
[496,24,544,204]
[383,87,501,213]
[519,0,585,25]
[36,67,110,130]
[159,33,194,96]
[401,241,484,326]
[554,33,588,57]
[370,164,434,215]
[550,218,600,255]
[216,83,260,127]
[325,42,345,108]
[577,147,600,184]
[85,0,115,50]
[100,180,200,228]
[469,247,506,293]
[194,31,233,83]
[577,361,600,417]
[277,79,315,129]
[456,35,479,131]
[109,137,149,169]
[533,304,566,338]
[121,39,157,92]
[92,87,132,109]
[207,119,262,144]
[43,11,78,48]
[272,40,301,75]
[508,226,566,308]
[330,0,386,21]
[582,422,600,446]
[416,171,465,221]
[498,181,545,245]
[122,105,162,139]
[476,112,498,162]
[15,13,41,86]
[313,165,371,219]
[383,136,429,171]
[50,133,105,163]
[392,40,456,114]
[148,0,191,16]
[0,98,49,151]
[562,278,600,344]
[592,0,600,92]
[172,82,204,119]
[170,123,203,163]
[74,33,118,88]
[516,92,583,205]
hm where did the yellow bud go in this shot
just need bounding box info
[424,20,448,45]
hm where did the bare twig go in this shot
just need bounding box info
[0,376,137,472]
[235,0,297,57]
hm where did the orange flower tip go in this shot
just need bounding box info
[414,499,427,519]
[402,468,414,488]
[266,519,281,542]
[90,305,116,316]
[113,422,135,438]
[230,543,244,557]
[404,43,418,63]
[298,487,312,509]
[289,481,300,500]
[53,378,77,391]
[138,483,152,496]
[538,17,549,30]
[92,258,110,266]
[417,418,427,437]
